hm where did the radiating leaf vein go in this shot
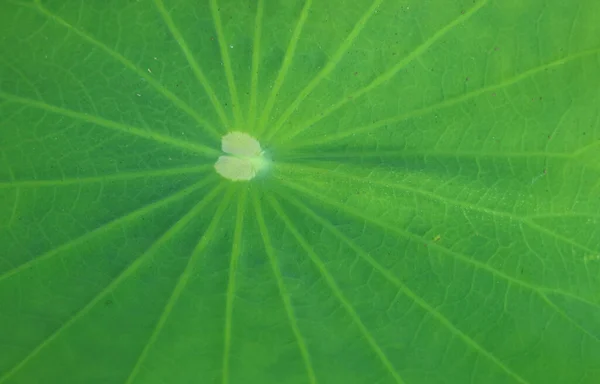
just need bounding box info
[277,191,531,384]
[221,187,248,384]
[0,182,225,384]
[252,190,317,384]
[280,49,600,150]
[256,0,312,136]
[275,0,491,144]
[210,0,243,127]
[247,0,265,131]
[279,163,600,257]
[125,184,233,384]
[280,149,572,162]
[152,0,232,130]
[30,0,223,139]
[266,195,406,384]
[0,165,213,189]
[0,91,219,157]
[264,0,385,141]
[0,177,217,283]
[275,177,599,312]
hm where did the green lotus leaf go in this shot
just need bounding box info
[1,0,599,383]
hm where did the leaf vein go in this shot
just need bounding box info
[264,0,384,142]
[210,0,243,127]
[247,0,265,132]
[221,187,248,384]
[256,0,312,136]
[281,48,600,150]
[276,0,490,144]
[0,177,216,283]
[0,181,223,384]
[275,177,599,312]
[32,0,223,139]
[252,190,317,384]
[125,185,233,384]
[0,92,219,157]
[267,195,406,384]
[279,191,531,384]
[0,165,213,189]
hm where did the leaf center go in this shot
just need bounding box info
[214,132,269,181]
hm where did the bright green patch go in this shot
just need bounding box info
[1,0,599,383]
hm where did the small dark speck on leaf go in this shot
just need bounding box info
[105,299,113,306]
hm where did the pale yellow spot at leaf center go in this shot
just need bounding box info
[214,132,269,181]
